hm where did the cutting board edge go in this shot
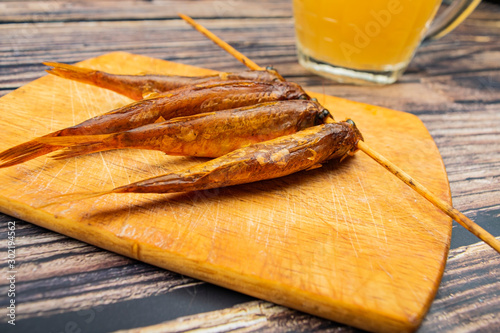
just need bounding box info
[0,193,420,333]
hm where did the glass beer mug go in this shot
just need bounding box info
[293,0,481,84]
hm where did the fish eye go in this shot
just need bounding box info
[315,109,331,124]
[346,119,356,126]
[318,109,330,119]
[266,66,276,71]
[298,94,309,100]
[311,97,318,102]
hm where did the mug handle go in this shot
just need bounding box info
[424,0,482,41]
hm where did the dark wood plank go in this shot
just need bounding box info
[421,240,500,332]
[1,211,497,331]
[0,18,298,96]
[0,0,293,23]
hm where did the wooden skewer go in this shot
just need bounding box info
[179,14,500,254]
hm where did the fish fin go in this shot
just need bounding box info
[193,80,257,90]
[0,139,62,168]
[154,116,167,123]
[306,163,322,171]
[339,153,351,163]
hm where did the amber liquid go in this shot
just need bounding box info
[293,0,442,83]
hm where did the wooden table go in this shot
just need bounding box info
[0,1,499,332]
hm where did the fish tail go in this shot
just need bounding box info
[36,134,112,147]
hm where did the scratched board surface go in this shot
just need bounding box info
[0,52,451,333]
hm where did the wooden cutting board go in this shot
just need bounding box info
[0,52,452,333]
